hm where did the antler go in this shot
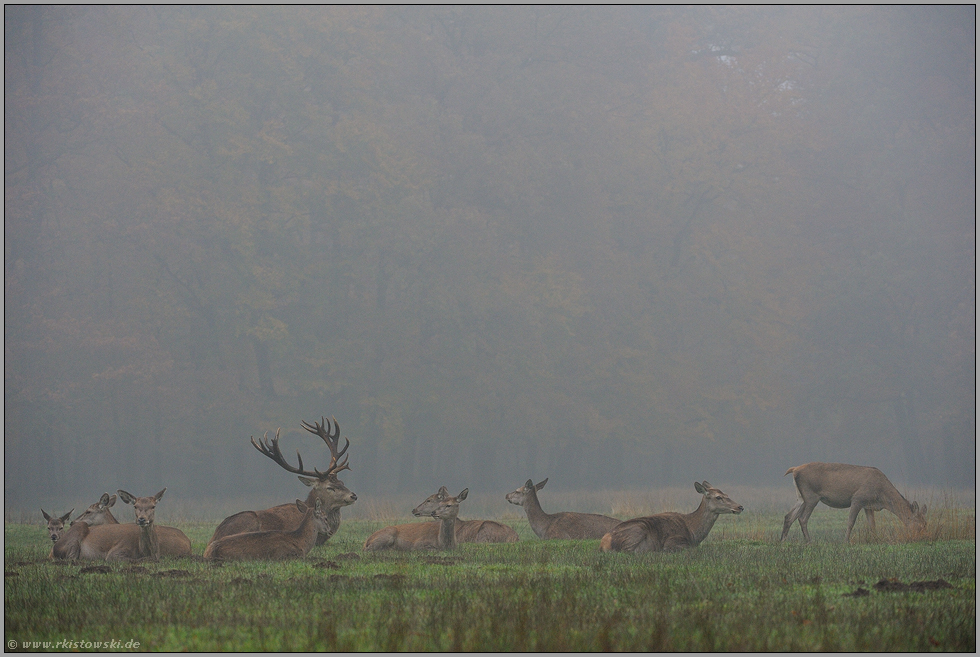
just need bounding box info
[300,416,351,478]
[252,428,332,479]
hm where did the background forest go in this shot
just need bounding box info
[5,6,975,507]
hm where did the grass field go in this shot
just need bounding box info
[4,489,975,652]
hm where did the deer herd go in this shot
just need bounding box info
[42,415,929,563]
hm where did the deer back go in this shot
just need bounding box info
[455,518,519,543]
[205,500,321,560]
[544,512,622,540]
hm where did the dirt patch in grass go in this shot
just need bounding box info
[80,565,112,574]
[873,578,954,593]
[152,569,193,578]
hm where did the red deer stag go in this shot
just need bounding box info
[600,481,743,553]
[207,417,356,547]
[49,493,120,559]
[364,486,468,552]
[781,462,927,543]
[203,499,323,560]
[54,489,191,561]
[506,478,620,539]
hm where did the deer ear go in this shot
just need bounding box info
[536,478,548,490]
[920,504,927,516]
[42,509,52,521]
[117,490,136,505]
[524,479,534,489]
[298,476,317,487]
[105,494,117,507]
[438,486,450,497]
[99,493,111,506]
[154,488,167,501]
[457,488,469,501]
[62,509,74,522]
[695,481,706,494]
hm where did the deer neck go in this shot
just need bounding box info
[138,523,160,559]
[294,510,319,550]
[684,498,720,547]
[438,515,458,550]
[522,491,555,538]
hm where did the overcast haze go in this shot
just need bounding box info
[5,6,975,514]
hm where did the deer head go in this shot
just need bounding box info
[41,508,73,543]
[117,488,166,527]
[251,417,357,517]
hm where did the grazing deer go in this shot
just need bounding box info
[207,417,356,547]
[363,487,468,552]
[53,489,191,561]
[49,493,120,560]
[600,481,743,553]
[203,499,323,560]
[454,518,519,543]
[506,478,621,539]
[780,462,927,543]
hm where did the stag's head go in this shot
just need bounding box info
[41,508,73,543]
[71,493,117,527]
[505,478,548,507]
[117,488,166,527]
[252,417,357,515]
[413,486,468,521]
[695,481,744,516]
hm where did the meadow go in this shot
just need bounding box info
[4,487,975,652]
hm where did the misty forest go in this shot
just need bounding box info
[5,6,975,510]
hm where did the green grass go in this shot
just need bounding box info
[4,507,975,652]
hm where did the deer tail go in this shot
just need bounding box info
[784,466,798,477]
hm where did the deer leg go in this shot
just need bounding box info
[864,508,876,533]
[781,499,805,541]
[844,504,864,543]
[796,499,820,542]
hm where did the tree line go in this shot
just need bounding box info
[5,6,974,503]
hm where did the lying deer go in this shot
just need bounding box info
[49,493,120,560]
[781,462,927,543]
[600,481,743,553]
[506,478,621,539]
[208,417,356,548]
[203,499,323,560]
[53,489,191,561]
[363,486,468,552]
[455,517,519,543]
[42,508,73,549]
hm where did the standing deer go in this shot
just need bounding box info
[600,481,743,553]
[207,417,356,547]
[506,478,621,539]
[53,488,191,561]
[363,486,468,552]
[203,499,324,560]
[49,493,120,560]
[780,462,927,543]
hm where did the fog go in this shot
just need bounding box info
[5,7,975,516]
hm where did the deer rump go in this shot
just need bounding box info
[601,514,696,553]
